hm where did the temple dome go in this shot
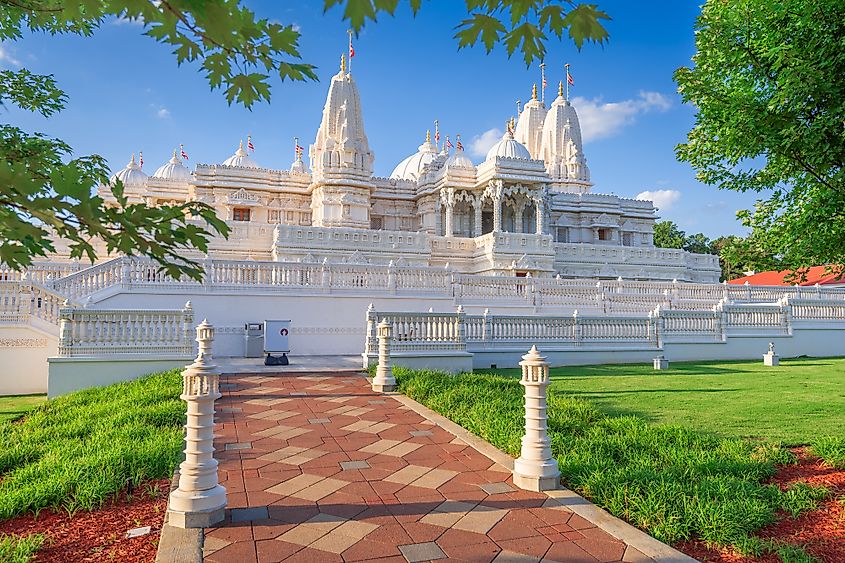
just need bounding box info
[443,144,474,170]
[290,156,308,174]
[153,150,191,180]
[485,129,531,161]
[109,154,148,186]
[223,140,259,168]
[390,132,438,181]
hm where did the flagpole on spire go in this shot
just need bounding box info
[565,63,572,101]
[540,62,546,105]
[347,30,354,73]
[434,119,440,151]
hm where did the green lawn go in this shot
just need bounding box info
[479,357,845,444]
[395,366,830,559]
[0,370,183,520]
[0,395,46,424]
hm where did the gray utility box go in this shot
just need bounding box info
[244,323,264,358]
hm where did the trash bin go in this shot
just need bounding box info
[244,323,264,358]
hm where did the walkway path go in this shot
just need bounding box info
[203,371,662,563]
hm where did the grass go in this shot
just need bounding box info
[395,366,829,556]
[479,357,845,444]
[0,370,184,520]
[0,533,45,563]
[809,436,845,468]
[0,395,46,424]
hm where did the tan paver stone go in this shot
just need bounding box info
[245,397,291,406]
[277,525,331,547]
[265,473,323,496]
[381,441,423,458]
[343,407,373,417]
[419,511,464,528]
[254,424,311,440]
[360,439,402,454]
[383,464,431,485]
[412,467,457,489]
[292,477,348,501]
[452,505,508,534]
[202,535,231,556]
[257,445,307,462]
[341,420,395,434]
[326,405,358,415]
[492,550,539,562]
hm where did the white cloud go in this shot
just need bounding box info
[291,23,302,32]
[469,128,502,158]
[636,189,681,211]
[573,91,672,143]
[156,107,171,119]
[0,45,21,67]
[112,15,144,26]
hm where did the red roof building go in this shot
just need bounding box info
[728,266,845,287]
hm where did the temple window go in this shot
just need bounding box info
[233,207,251,222]
[556,227,570,243]
[598,228,611,241]
[268,210,282,224]
[622,233,633,246]
[371,216,384,230]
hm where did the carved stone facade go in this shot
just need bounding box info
[94,59,720,282]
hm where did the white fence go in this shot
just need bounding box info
[57,303,195,357]
[363,296,845,366]
[11,257,841,313]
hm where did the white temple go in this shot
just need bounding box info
[98,56,719,282]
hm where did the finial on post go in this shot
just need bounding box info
[340,53,346,73]
[532,83,538,100]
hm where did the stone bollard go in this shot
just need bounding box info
[513,346,560,492]
[763,341,780,367]
[167,319,227,528]
[653,355,669,370]
[372,319,396,392]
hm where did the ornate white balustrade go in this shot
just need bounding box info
[57,302,194,357]
[789,298,845,321]
[364,306,466,354]
[0,281,74,326]
[12,257,845,317]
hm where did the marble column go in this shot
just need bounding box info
[473,198,483,237]
[514,202,525,234]
[492,196,503,232]
[535,197,545,235]
[444,201,454,238]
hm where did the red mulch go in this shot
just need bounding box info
[675,448,845,562]
[0,478,170,563]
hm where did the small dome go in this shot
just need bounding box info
[223,140,258,168]
[444,145,474,170]
[153,150,192,180]
[109,154,148,186]
[390,132,438,181]
[486,129,531,161]
[290,156,308,174]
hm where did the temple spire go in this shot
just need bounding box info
[532,83,537,101]
[340,53,346,73]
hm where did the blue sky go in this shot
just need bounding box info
[1,0,760,238]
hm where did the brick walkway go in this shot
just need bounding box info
[203,372,654,563]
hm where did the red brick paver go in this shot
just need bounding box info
[204,372,651,563]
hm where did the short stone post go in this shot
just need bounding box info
[167,319,227,528]
[653,355,669,370]
[372,319,396,392]
[763,342,780,367]
[363,303,378,368]
[513,346,560,492]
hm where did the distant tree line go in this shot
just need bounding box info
[653,220,777,282]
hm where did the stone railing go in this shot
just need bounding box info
[0,281,76,327]
[363,297,845,359]
[18,257,845,311]
[57,302,194,357]
[364,306,466,354]
[1,262,82,283]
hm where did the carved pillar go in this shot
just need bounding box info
[512,346,559,492]
[493,196,502,232]
[434,201,442,236]
[372,319,396,392]
[535,196,545,235]
[473,197,483,238]
[441,189,456,238]
[167,319,227,528]
[514,201,525,234]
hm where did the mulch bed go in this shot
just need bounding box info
[676,448,845,562]
[0,478,170,563]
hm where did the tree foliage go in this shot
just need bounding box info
[675,0,845,279]
[1,0,609,278]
